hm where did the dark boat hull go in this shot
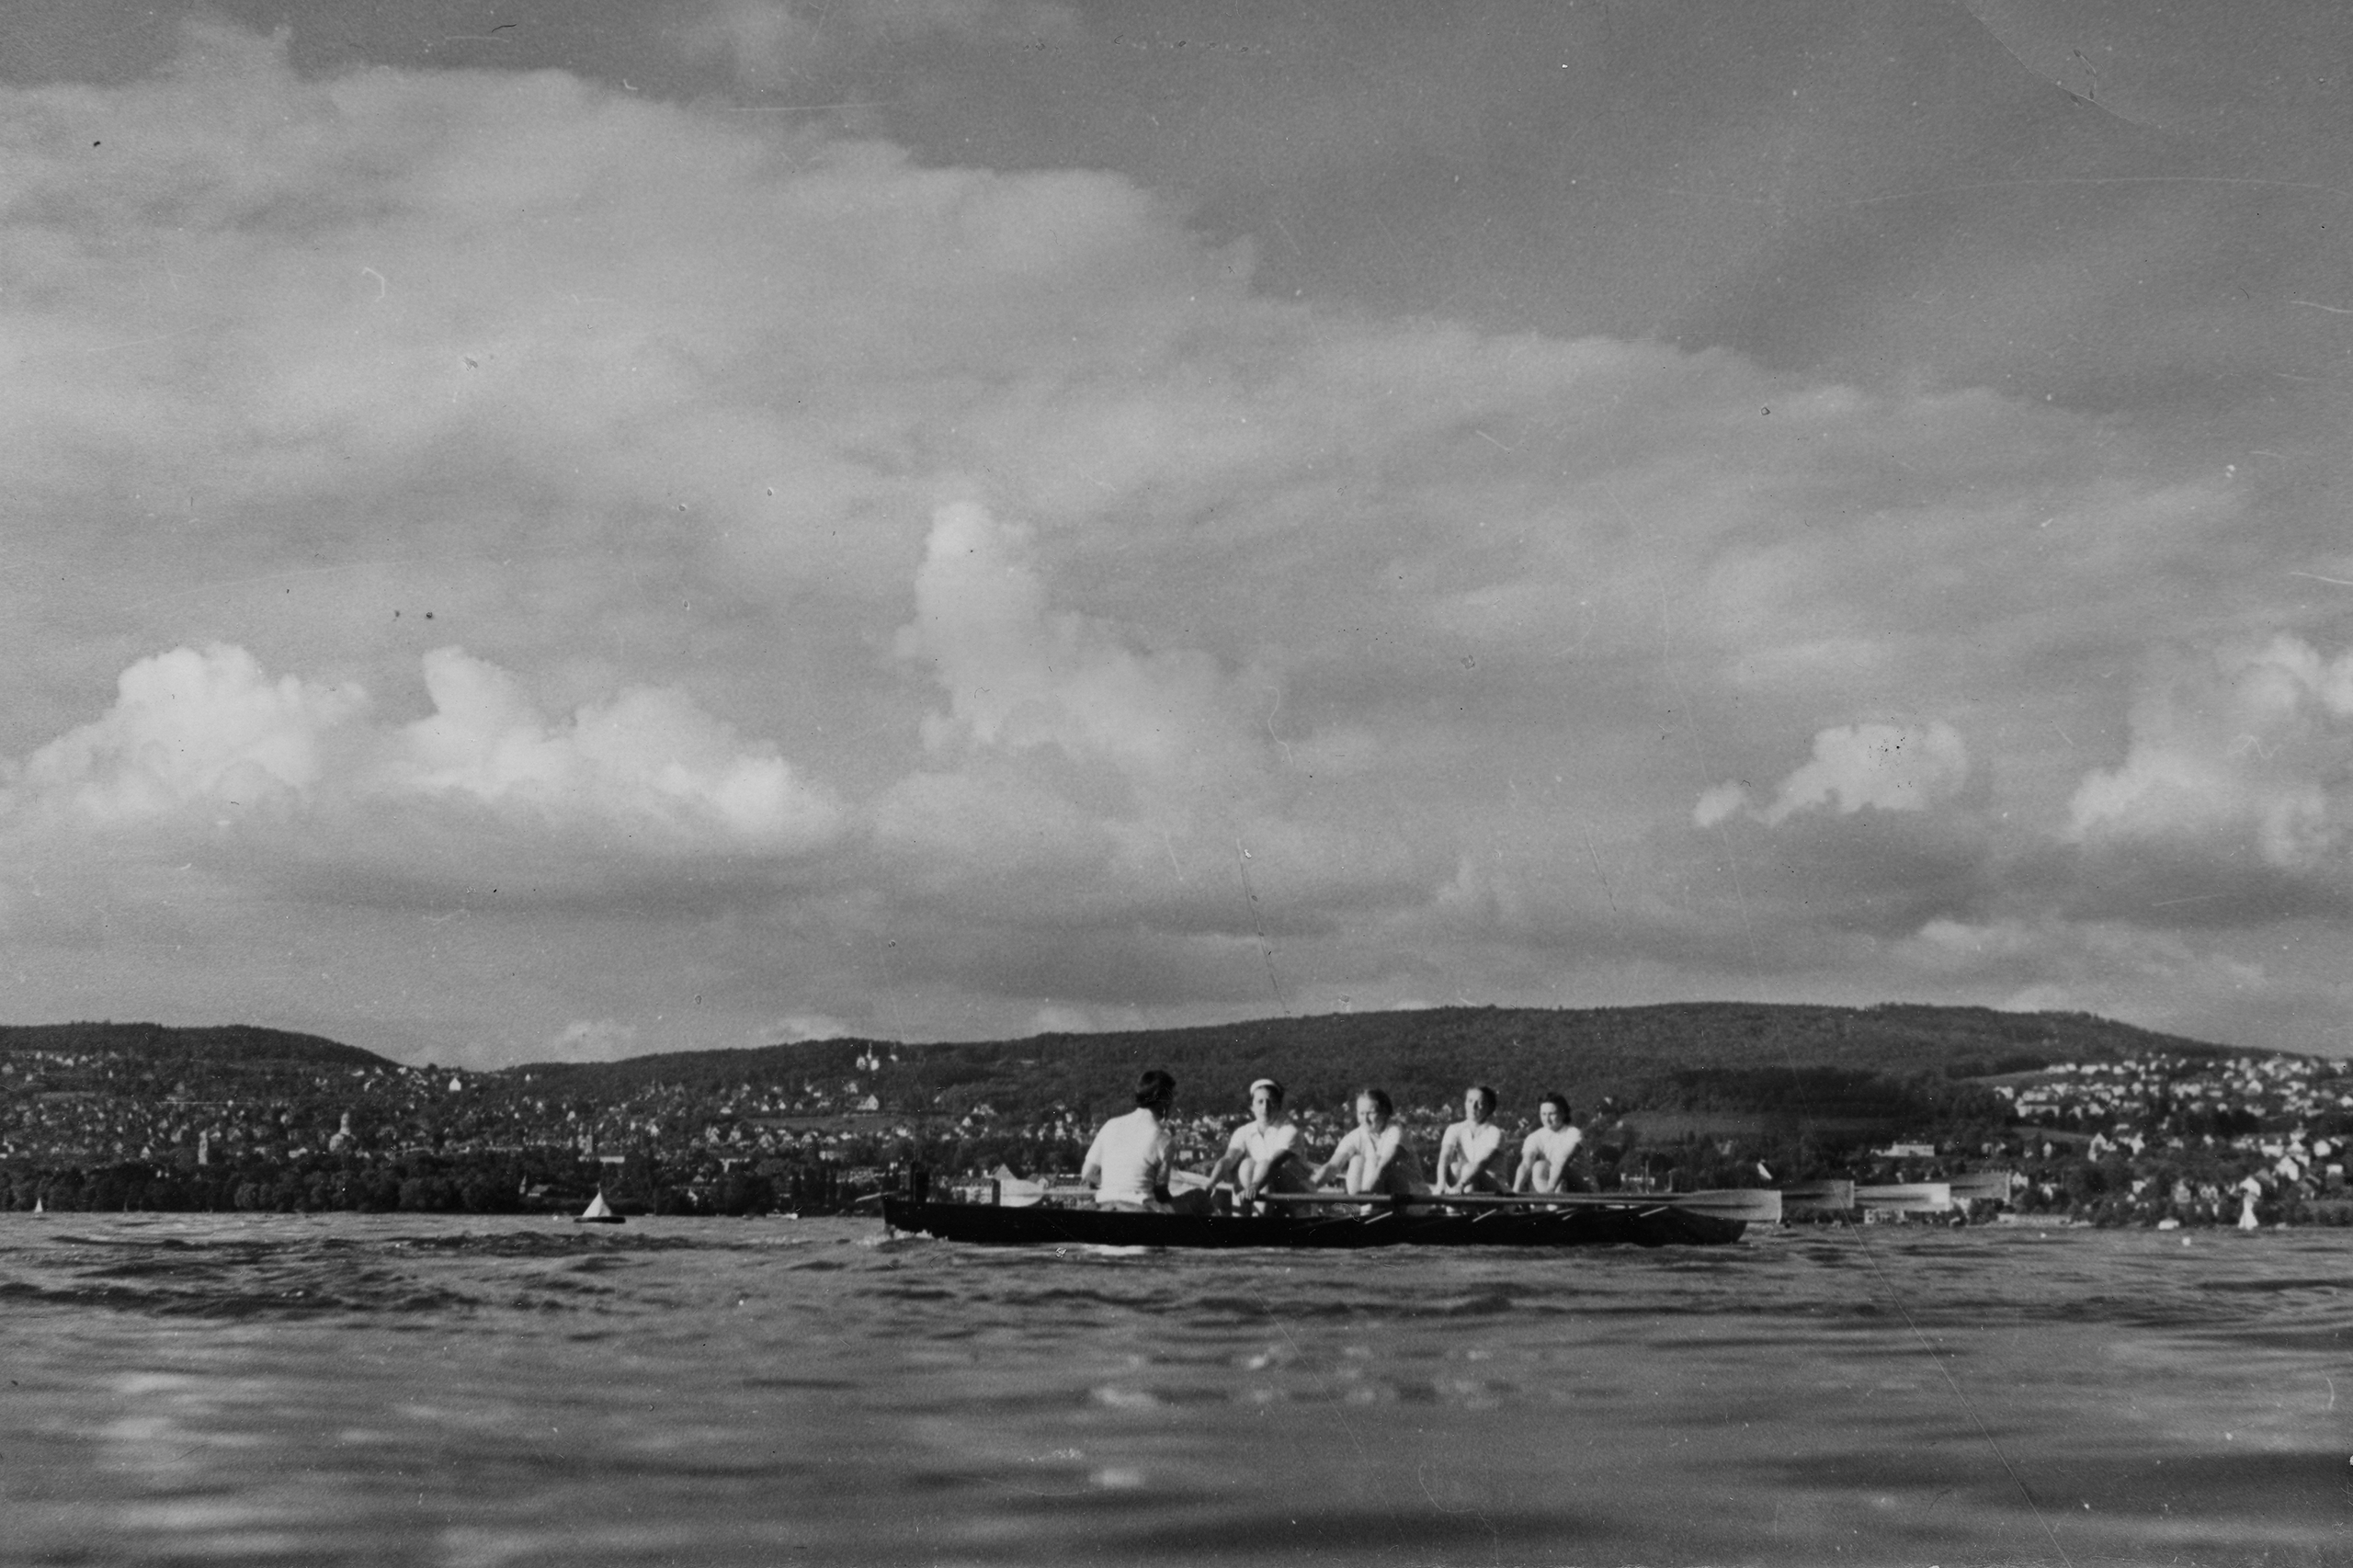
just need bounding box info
[881,1197,1745,1248]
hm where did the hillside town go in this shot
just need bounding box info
[3,1033,2347,1225]
[1986,1051,2351,1223]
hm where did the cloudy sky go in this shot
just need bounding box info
[5,1,2351,1065]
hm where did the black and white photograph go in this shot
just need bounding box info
[3,4,2349,1563]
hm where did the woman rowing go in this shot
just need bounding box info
[1306,1086,1429,1196]
[1513,1092,1586,1193]
[1202,1077,1311,1207]
[1435,1084,1507,1193]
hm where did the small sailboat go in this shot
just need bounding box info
[31,1195,44,1217]
[574,1191,625,1225]
[987,1163,1047,1208]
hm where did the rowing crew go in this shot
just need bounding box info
[1079,1069,1587,1213]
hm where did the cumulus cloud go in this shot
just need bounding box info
[875,500,1448,937]
[1698,722,1970,827]
[0,29,2229,710]
[897,501,1246,784]
[3,643,838,858]
[10,646,366,824]
[1691,781,1751,831]
[386,648,838,850]
[0,22,2315,1052]
[878,498,1256,880]
[2069,634,2353,875]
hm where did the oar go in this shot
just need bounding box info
[1256,1188,1782,1223]
[1778,1179,1854,1211]
[1852,1182,1953,1213]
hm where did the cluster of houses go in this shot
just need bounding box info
[2000,1050,2353,1131]
[1966,1051,2350,1226]
[0,1050,922,1170]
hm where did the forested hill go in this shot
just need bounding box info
[0,1023,390,1070]
[524,1002,2256,1117]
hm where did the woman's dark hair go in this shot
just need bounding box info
[1355,1086,1394,1119]
[1539,1092,1572,1119]
[1469,1084,1498,1114]
[1135,1069,1177,1111]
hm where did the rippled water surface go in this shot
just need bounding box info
[3,1214,2347,1566]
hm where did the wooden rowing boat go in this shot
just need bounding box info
[881,1188,1765,1248]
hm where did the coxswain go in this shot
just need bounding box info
[1435,1084,1507,1193]
[1203,1077,1312,1206]
[1307,1087,1429,1196]
[1513,1092,1586,1193]
[1082,1069,1180,1210]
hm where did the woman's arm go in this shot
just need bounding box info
[1303,1128,1356,1188]
[1202,1127,1248,1190]
[1459,1131,1503,1190]
[1361,1125,1406,1190]
[1240,1127,1296,1199]
[1434,1124,1466,1193]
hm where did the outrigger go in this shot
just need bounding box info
[881,1177,1776,1249]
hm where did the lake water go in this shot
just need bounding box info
[2,1213,2346,1567]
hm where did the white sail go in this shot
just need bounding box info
[985,1164,1046,1207]
[580,1192,614,1220]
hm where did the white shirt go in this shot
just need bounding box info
[1329,1122,1429,1193]
[1222,1119,1305,1193]
[1521,1124,1584,1185]
[1226,1119,1301,1166]
[1085,1108,1172,1206]
[1439,1119,1504,1186]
